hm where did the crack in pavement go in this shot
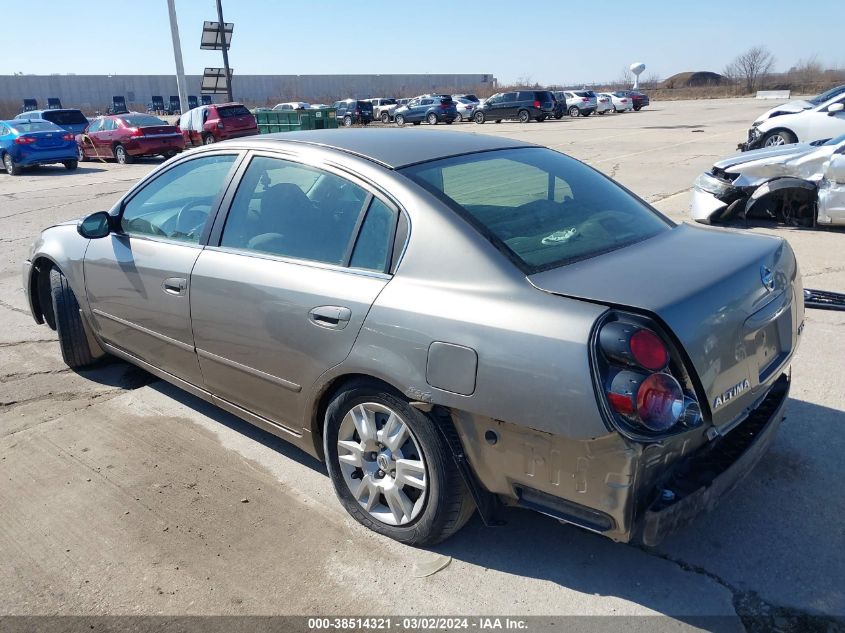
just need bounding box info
[0,368,73,383]
[638,546,845,631]
[0,297,31,316]
[0,339,56,348]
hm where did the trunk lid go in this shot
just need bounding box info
[137,125,179,137]
[529,224,802,429]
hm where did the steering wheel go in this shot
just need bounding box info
[173,200,209,239]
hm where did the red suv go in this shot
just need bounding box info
[179,103,258,147]
[77,113,183,164]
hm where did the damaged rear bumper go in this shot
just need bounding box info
[636,373,790,546]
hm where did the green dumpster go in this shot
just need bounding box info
[255,108,338,134]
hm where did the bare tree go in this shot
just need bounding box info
[787,55,825,91]
[615,66,632,89]
[641,72,662,89]
[724,46,775,94]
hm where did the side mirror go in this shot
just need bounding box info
[77,211,111,239]
[828,103,844,116]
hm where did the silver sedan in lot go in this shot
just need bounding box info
[24,130,803,546]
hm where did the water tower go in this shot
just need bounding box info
[630,62,646,90]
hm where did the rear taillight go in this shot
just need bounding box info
[581,98,589,102]
[440,103,449,109]
[62,133,74,141]
[14,136,35,144]
[217,121,224,129]
[354,109,360,115]
[533,100,541,108]
[595,314,701,436]
[128,127,144,137]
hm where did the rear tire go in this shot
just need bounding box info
[518,109,530,123]
[381,111,390,124]
[427,113,438,125]
[3,153,22,175]
[633,105,642,111]
[569,106,580,117]
[78,144,89,162]
[50,268,96,369]
[63,160,78,170]
[114,144,133,164]
[324,379,475,546]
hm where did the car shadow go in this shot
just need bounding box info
[90,361,845,621]
[19,165,108,175]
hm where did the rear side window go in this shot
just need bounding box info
[42,110,87,125]
[218,105,251,118]
[220,156,369,266]
[350,198,397,272]
[401,148,670,272]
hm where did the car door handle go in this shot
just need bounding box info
[309,306,351,329]
[162,277,187,296]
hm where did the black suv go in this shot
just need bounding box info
[474,90,556,124]
[332,99,374,126]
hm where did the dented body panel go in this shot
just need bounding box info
[691,137,845,226]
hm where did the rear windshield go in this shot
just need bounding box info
[42,110,87,125]
[401,148,670,272]
[357,101,374,111]
[574,91,592,97]
[119,114,166,127]
[10,121,60,133]
[218,105,251,118]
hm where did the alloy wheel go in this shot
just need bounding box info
[336,402,428,526]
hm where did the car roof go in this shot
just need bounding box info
[240,129,535,169]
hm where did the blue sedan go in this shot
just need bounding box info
[0,119,79,175]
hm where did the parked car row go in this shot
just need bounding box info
[2,102,261,174]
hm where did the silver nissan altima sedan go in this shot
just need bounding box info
[23,129,804,546]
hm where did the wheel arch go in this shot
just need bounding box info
[308,372,409,460]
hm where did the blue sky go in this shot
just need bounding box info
[2,0,842,85]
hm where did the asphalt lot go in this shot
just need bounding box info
[1,98,843,628]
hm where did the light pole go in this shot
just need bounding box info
[215,0,233,102]
[166,0,189,113]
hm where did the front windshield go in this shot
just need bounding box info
[823,134,845,146]
[401,148,670,272]
[810,86,845,105]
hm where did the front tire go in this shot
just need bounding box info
[343,115,353,127]
[395,114,405,127]
[50,268,97,369]
[78,144,88,162]
[63,160,78,171]
[203,134,215,145]
[324,380,475,546]
[762,130,797,147]
[474,111,485,124]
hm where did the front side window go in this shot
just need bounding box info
[502,93,517,103]
[401,148,670,272]
[120,154,237,242]
[220,156,370,266]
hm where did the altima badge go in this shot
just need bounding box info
[713,379,751,409]
[760,266,775,292]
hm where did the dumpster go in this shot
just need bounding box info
[255,108,338,134]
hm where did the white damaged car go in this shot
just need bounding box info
[752,85,845,125]
[740,94,845,151]
[692,135,845,226]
